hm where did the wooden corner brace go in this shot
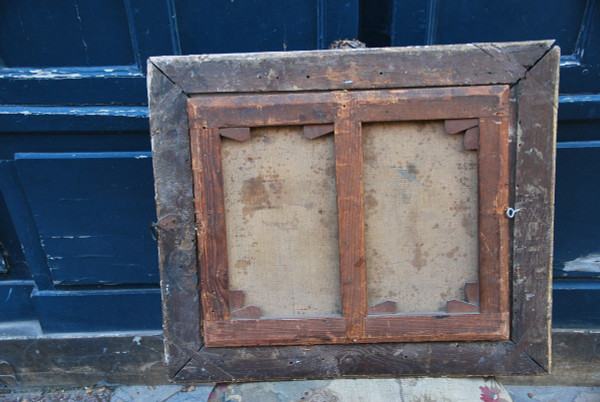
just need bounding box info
[367,300,397,315]
[446,282,480,313]
[229,290,262,319]
[303,124,335,139]
[220,125,335,142]
[219,127,251,142]
[444,119,479,150]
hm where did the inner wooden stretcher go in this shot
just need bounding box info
[187,86,510,347]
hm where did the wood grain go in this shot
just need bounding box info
[304,124,335,139]
[511,46,560,372]
[463,126,479,150]
[204,317,347,347]
[190,89,511,344]
[364,314,506,342]
[229,290,245,311]
[477,116,510,330]
[174,340,544,382]
[189,125,229,321]
[334,93,366,341]
[149,41,559,380]
[230,306,262,319]
[219,127,251,142]
[464,282,479,304]
[445,118,479,134]
[367,301,397,315]
[188,92,337,129]
[446,300,480,313]
[147,62,202,378]
[152,41,554,95]
[355,86,508,122]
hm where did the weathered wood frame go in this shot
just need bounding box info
[148,40,559,381]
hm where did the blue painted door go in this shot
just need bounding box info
[0,0,358,332]
[2,0,597,333]
[360,0,600,327]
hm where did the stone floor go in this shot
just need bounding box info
[0,379,598,402]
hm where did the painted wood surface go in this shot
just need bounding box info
[14,152,158,286]
[0,0,596,339]
[0,1,594,338]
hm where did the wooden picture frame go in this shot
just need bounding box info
[148,40,559,381]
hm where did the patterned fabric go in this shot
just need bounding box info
[207,378,511,402]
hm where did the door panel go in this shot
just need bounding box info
[0,189,36,322]
[31,288,161,332]
[176,0,358,53]
[0,1,174,105]
[15,152,158,286]
[0,0,135,67]
[5,0,594,333]
[434,1,585,53]
[554,145,600,279]
[0,2,359,332]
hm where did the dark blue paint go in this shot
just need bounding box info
[557,0,600,94]
[15,152,158,286]
[558,121,600,143]
[384,0,586,51]
[435,1,585,53]
[0,1,360,332]
[0,1,135,67]
[0,106,149,132]
[553,280,600,327]
[0,132,151,159]
[32,288,162,332]
[358,0,392,47]
[559,95,600,121]
[0,282,36,321]
[557,95,600,143]
[557,141,600,148]
[0,0,176,106]
[1,0,598,331]
[0,161,53,290]
[554,146,600,279]
[0,69,147,105]
[0,185,31,280]
[0,186,37,322]
[0,131,156,326]
[176,0,358,54]
[0,1,359,106]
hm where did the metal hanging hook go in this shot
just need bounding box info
[506,207,521,219]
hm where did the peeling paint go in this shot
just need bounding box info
[49,235,92,239]
[563,253,600,273]
[4,288,12,303]
[0,66,142,80]
[0,106,148,117]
